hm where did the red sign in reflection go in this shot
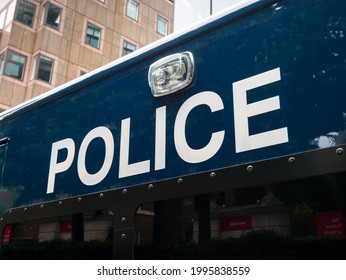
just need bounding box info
[316,211,345,237]
[2,225,12,245]
[221,216,252,231]
[60,221,72,233]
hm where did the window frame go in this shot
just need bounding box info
[40,1,62,30]
[126,0,139,21]
[122,40,136,56]
[1,50,27,81]
[30,54,54,84]
[93,0,107,7]
[157,16,168,36]
[14,0,36,28]
[85,22,102,49]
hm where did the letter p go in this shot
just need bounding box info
[47,138,75,194]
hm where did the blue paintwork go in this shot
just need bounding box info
[0,0,345,215]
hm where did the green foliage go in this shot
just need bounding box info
[135,230,346,260]
[2,231,346,259]
[0,239,112,260]
[291,203,316,237]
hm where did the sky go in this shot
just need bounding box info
[173,0,243,31]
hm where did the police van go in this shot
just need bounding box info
[0,0,345,259]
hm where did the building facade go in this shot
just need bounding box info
[0,0,174,112]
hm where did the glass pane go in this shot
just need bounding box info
[0,53,5,74]
[123,41,136,55]
[126,0,138,21]
[30,56,36,80]
[94,29,100,37]
[5,63,20,78]
[15,0,36,27]
[85,23,101,49]
[86,26,94,35]
[0,10,6,29]
[40,5,46,26]
[5,1,16,26]
[157,17,168,36]
[37,55,53,82]
[5,51,25,80]
[9,52,25,64]
[89,37,99,48]
[45,3,61,29]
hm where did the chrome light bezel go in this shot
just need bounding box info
[148,51,194,97]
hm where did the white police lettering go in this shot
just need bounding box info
[46,68,288,194]
[47,138,75,194]
[77,126,114,186]
[174,91,225,163]
[233,68,288,153]
[118,118,151,178]
[155,106,166,171]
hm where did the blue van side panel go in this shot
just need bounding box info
[0,0,345,213]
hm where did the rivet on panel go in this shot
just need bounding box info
[336,148,344,155]
[210,172,216,178]
[178,178,183,184]
[121,233,126,239]
[288,157,296,164]
[148,184,154,190]
[78,197,82,203]
[24,207,27,212]
[121,217,126,223]
[247,165,254,172]
[40,204,44,209]
[99,193,104,198]
[122,189,127,195]
[58,201,63,206]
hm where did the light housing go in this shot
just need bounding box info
[148,52,194,97]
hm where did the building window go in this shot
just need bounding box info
[123,41,136,56]
[85,22,102,49]
[15,0,36,27]
[31,54,54,83]
[126,0,139,21]
[0,50,26,80]
[40,2,61,30]
[0,10,6,29]
[93,0,106,5]
[157,16,168,36]
[5,1,16,27]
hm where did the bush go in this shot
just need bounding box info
[291,203,316,237]
[135,231,346,260]
[2,231,346,259]
[0,239,112,260]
